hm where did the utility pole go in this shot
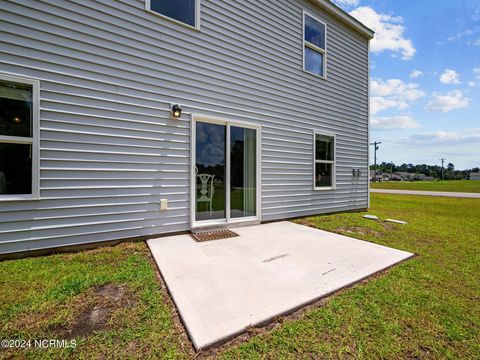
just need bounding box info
[370,142,382,182]
[390,161,394,181]
[440,158,446,180]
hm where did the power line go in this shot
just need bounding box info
[370,141,382,182]
[440,158,446,180]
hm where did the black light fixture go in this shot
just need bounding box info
[171,104,182,118]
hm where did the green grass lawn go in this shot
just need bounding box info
[371,180,480,193]
[1,194,479,359]
[0,244,193,359]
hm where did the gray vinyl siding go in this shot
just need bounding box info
[0,0,369,254]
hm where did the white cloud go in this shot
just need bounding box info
[370,97,405,115]
[474,67,480,79]
[446,29,474,42]
[349,6,415,60]
[410,70,423,79]
[370,78,425,114]
[440,30,480,47]
[371,79,425,100]
[371,115,421,130]
[467,68,480,86]
[332,0,360,8]
[470,38,480,46]
[425,90,470,112]
[391,129,480,145]
[378,130,480,169]
[439,69,461,84]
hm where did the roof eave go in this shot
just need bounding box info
[311,0,375,40]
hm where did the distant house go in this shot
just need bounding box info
[370,170,385,181]
[388,172,433,181]
[470,172,480,180]
[393,172,414,181]
[413,174,434,181]
[390,173,404,181]
[370,170,398,181]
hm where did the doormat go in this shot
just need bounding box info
[191,229,239,242]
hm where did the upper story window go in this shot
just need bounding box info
[303,12,327,78]
[146,0,200,29]
[314,133,335,189]
[0,73,39,200]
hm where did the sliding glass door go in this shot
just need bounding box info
[230,126,256,218]
[194,120,258,224]
[195,122,226,221]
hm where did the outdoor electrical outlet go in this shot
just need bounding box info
[159,199,168,211]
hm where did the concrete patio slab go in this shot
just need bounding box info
[147,221,413,349]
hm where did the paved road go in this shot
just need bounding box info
[371,189,480,198]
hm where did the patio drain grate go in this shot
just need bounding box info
[191,229,239,242]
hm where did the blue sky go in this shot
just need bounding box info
[334,0,480,170]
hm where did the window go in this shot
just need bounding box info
[303,12,327,78]
[0,74,39,200]
[314,133,335,189]
[146,0,200,29]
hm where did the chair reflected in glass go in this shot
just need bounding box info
[196,173,215,216]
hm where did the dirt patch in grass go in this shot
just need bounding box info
[296,218,400,238]
[294,218,319,228]
[380,221,400,231]
[7,283,137,340]
[334,226,384,237]
[96,283,127,301]
[64,284,133,338]
[68,306,110,338]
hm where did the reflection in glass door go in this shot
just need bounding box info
[230,126,256,218]
[195,122,226,221]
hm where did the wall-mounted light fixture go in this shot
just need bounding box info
[171,104,182,118]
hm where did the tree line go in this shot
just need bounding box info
[370,162,479,180]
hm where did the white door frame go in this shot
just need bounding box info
[190,114,262,229]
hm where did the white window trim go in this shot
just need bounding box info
[0,72,40,201]
[313,131,336,190]
[303,10,328,80]
[145,0,201,31]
